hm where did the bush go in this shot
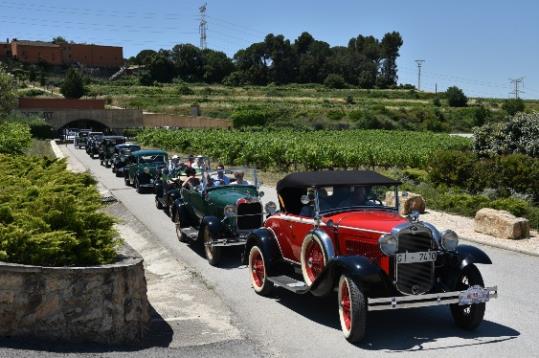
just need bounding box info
[0,155,118,266]
[324,74,346,89]
[473,112,539,157]
[432,97,441,107]
[177,84,194,95]
[502,98,525,116]
[230,107,271,128]
[446,86,468,107]
[428,150,475,187]
[0,122,32,154]
[0,66,18,116]
[60,68,86,99]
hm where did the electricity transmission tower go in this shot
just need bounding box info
[199,2,208,50]
[415,60,425,91]
[509,77,524,99]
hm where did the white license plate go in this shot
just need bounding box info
[396,251,437,264]
[459,285,490,305]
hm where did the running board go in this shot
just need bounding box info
[268,275,309,294]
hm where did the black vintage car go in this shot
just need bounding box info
[85,132,104,158]
[154,157,195,216]
[99,136,127,167]
[111,143,141,177]
[74,129,91,149]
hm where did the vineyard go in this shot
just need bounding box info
[136,129,471,170]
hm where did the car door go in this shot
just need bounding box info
[287,214,316,262]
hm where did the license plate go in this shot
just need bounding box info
[459,285,490,305]
[396,251,437,264]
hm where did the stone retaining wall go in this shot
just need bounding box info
[0,244,150,344]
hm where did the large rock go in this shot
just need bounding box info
[385,191,426,215]
[474,208,530,240]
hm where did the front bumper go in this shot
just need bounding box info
[368,286,498,311]
[206,236,248,248]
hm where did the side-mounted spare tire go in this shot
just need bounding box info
[300,232,333,286]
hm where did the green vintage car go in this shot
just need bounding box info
[172,166,265,266]
[124,149,168,193]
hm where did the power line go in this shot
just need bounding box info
[509,77,524,99]
[414,60,425,91]
[199,2,208,50]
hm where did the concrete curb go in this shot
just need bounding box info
[461,235,539,258]
[49,139,65,159]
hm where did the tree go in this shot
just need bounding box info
[52,36,68,44]
[60,68,86,99]
[502,98,525,116]
[377,32,403,88]
[201,49,234,83]
[446,86,468,107]
[171,44,203,82]
[0,66,18,116]
[134,49,157,65]
[148,54,175,83]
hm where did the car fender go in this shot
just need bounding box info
[242,228,281,274]
[455,244,492,269]
[309,256,391,297]
[199,216,222,240]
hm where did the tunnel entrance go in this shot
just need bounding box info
[59,119,115,134]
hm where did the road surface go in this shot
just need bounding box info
[51,145,539,357]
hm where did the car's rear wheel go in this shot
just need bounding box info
[135,177,142,193]
[203,225,221,266]
[248,245,273,296]
[450,264,486,330]
[338,275,367,343]
[174,209,188,243]
[301,234,328,286]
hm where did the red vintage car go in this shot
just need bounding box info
[244,170,498,343]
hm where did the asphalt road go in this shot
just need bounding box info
[61,144,538,357]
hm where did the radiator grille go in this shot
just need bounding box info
[395,232,435,295]
[237,202,262,230]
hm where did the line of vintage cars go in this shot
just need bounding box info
[73,135,498,343]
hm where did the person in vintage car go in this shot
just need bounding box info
[244,170,498,343]
[172,165,264,266]
[124,149,168,193]
[99,136,126,167]
[74,129,91,149]
[211,163,231,186]
[111,143,141,177]
[85,132,104,158]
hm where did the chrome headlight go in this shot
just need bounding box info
[224,205,236,218]
[441,230,459,251]
[265,201,277,216]
[143,167,150,174]
[379,234,398,256]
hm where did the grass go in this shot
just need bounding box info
[25,139,55,158]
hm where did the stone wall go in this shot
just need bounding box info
[0,244,150,344]
[19,98,106,110]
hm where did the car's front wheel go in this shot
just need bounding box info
[338,275,367,343]
[248,245,273,296]
[174,209,188,243]
[155,196,163,209]
[450,264,486,330]
[203,225,221,266]
[135,177,142,193]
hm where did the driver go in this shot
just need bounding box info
[231,170,249,185]
[182,167,199,190]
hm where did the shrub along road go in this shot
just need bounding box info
[60,144,538,358]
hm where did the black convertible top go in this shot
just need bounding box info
[277,170,400,192]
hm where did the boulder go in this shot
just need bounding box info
[385,191,426,216]
[474,208,530,240]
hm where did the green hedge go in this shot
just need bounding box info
[0,155,118,266]
[0,121,32,154]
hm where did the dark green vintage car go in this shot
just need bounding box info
[172,167,264,266]
[125,149,168,193]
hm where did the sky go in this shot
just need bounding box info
[1,0,538,99]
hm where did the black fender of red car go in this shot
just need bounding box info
[243,228,281,275]
[455,244,492,270]
[309,255,392,297]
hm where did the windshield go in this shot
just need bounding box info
[139,155,167,164]
[316,185,397,212]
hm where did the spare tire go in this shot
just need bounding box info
[300,232,333,286]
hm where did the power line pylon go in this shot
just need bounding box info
[199,2,208,50]
[509,77,524,99]
[415,60,425,91]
